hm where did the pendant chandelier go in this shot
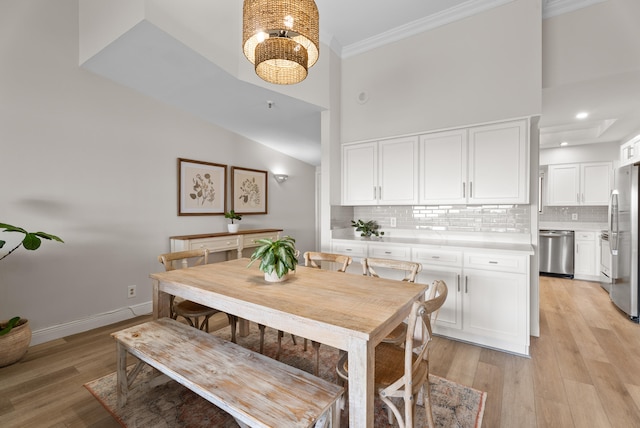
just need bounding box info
[242,0,319,85]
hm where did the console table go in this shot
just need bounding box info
[169,229,282,259]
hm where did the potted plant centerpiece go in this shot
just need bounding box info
[352,219,385,239]
[0,223,63,367]
[224,210,242,233]
[248,236,298,282]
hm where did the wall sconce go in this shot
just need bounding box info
[274,174,289,183]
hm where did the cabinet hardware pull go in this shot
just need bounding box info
[489,261,498,264]
[457,274,460,292]
[384,251,391,254]
[373,186,376,199]
[345,248,352,252]
[577,193,579,203]
[432,256,440,259]
[470,182,473,198]
[465,276,468,293]
[462,182,465,197]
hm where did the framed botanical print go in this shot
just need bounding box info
[178,158,227,216]
[231,166,267,214]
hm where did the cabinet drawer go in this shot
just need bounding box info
[575,231,595,241]
[464,252,526,274]
[412,248,462,267]
[243,232,280,248]
[368,244,411,260]
[332,241,367,258]
[190,236,240,252]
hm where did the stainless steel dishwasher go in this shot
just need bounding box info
[539,230,574,278]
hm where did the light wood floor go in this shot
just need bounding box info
[2,276,640,427]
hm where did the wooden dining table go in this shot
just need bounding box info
[150,258,426,427]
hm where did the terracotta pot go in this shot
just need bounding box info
[0,319,32,367]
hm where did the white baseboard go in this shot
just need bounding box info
[30,301,153,346]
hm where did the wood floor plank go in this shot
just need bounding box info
[472,360,502,428]
[544,310,593,384]
[500,354,536,427]
[535,396,575,428]
[583,358,640,426]
[530,328,567,403]
[564,378,612,428]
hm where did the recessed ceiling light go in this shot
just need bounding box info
[576,112,589,119]
[560,141,569,146]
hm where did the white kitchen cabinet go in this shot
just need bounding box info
[419,119,529,204]
[620,135,640,166]
[547,162,612,206]
[462,266,528,348]
[467,120,529,204]
[413,248,463,331]
[342,136,419,205]
[419,129,467,204]
[574,231,597,279]
[331,238,532,354]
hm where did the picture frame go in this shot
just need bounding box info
[178,158,227,216]
[231,166,268,214]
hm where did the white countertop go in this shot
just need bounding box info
[331,229,534,255]
[539,222,607,232]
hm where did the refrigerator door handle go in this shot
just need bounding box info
[610,190,619,256]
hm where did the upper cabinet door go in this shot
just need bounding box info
[581,162,612,205]
[547,162,612,206]
[342,137,418,205]
[547,164,580,206]
[467,120,529,204]
[379,136,419,205]
[419,129,468,204]
[342,142,378,205]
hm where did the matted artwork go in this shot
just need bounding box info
[231,166,267,214]
[178,158,227,216]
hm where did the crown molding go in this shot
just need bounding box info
[542,0,607,19]
[340,0,516,59]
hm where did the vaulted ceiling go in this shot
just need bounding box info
[82,0,640,164]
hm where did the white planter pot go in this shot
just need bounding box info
[264,270,288,283]
[227,224,240,233]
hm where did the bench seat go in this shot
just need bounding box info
[112,318,343,428]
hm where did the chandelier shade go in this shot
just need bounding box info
[242,0,319,85]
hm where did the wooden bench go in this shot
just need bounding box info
[111,318,343,428]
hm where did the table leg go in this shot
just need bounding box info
[152,279,171,319]
[347,338,375,427]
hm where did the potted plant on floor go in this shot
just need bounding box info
[247,236,298,282]
[224,210,242,233]
[0,223,63,367]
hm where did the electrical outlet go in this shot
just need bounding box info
[390,217,396,227]
[127,285,136,299]
[571,213,578,220]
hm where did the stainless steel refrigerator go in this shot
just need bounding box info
[609,164,639,322]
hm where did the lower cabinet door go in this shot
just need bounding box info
[418,266,463,331]
[462,268,528,345]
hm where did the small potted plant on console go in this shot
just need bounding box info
[224,210,242,233]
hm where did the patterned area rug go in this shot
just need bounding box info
[85,324,486,427]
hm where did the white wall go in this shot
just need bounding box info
[0,0,316,344]
[540,141,620,165]
[340,0,542,143]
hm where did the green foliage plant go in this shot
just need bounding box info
[0,223,64,335]
[224,210,242,224]
[351,219,385,238]
[248,236,298,279]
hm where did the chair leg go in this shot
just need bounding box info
[276,330,284,360]
[423,383,436,428]
[312,341,321,376]
[258,324,266,354]
[228,314,237,343]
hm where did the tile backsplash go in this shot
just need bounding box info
[539,205,607,223]
[332,205,531,233]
